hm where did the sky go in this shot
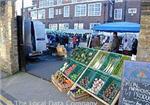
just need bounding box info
[15,0,32,15]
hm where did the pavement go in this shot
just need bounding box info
[26,55,65,81]
[0,71,9,79]
[0,72,103,105]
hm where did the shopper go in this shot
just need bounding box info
[76,35,80,47]
[111,32,120,53]
[91,36,100,48]
[132,38,138,55]
[72,35,77,49]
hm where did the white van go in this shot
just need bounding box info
[24,19,47,57]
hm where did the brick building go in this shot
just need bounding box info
[137,0,150,62]
[24,0,141,30]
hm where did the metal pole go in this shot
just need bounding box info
[21,0,26,71]
[22,0,24,41]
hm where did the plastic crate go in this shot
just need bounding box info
[98,77,121,104]
[78,69,109,90]
[112,55,131,77]
[78,68,96,89]
[70,47,97,65]
[63,61,77,76]
[87,71,109,89]
[99,53,122,74]
[68,63,86,82]
[90,51,108,69]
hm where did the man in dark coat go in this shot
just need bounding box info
[111,32,120,53]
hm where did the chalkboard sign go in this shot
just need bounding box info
[119,61,150,105]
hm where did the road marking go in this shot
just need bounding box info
[0,95,14,105]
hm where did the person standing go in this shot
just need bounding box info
[72,35,77,49]
[111,32,120,53]
[76,35,80,47]
[132,38,138,55]
[91,36,100,48]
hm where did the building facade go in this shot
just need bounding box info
[24,0,141,30]
[137,0,150,62]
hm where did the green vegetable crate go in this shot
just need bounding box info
[99,53,122,74]
[70,47,97,65]
[98,77,121,104]
[112,55,131,77]
[90,51,108,70]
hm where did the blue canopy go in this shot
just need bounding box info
[93,22,140,33]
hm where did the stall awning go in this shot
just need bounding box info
[93,22,140,33]
[62,29,92,34]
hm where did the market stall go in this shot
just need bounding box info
[51,47,131,105]
[91,22,140,56]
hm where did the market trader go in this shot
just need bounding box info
[111,32,120,53]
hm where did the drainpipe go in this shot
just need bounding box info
[104,3,107,23]
[124,0,127,21]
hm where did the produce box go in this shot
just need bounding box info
[63,62,77,76]
[78,69,109,90]
[59,60,71,72]
[99,53,122,74]
[87,71,109,95]
[70,47,84,58]
[70,47,97,65]
[90,51,108,70]
[52,71,73,93]
[112,55,131,77]
[63,60,86,82]
[68,63,85,82]
[78,68,96,89]
[98,77,121,104]
[70,86,90,101]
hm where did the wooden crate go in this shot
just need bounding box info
[51,75,72,93]
[69,91,90,101]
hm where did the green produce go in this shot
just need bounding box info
[112,56,131,77]
[70,47,96,65]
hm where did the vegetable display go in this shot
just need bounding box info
[70,47,97,65]
[52,47,131,105]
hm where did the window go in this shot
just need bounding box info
[30,10,37,20]
[64,6,70,17]
[39,0,44,8]
[49,8,54,18]
[128,8,137,14]
[109,5,113,18]
[55,9,59,15]
[74,23,84,29]
[88,3,101,16]
[48,0,54,6]
[59,9,62,15]
[39,0,54,8]
[115,0,123,3]
[56,0,62,5]
[38,9,45,19]
[49,24,58,30]
[75,4,87,17]
[59,23,69,30]
[114,9,122,20]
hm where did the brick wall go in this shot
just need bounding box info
[137,1,150,62]
[0,0,19,74]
